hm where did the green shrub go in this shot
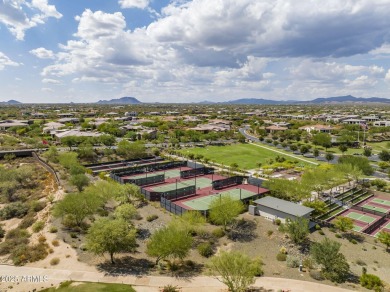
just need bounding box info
[30,200,46,212]
[161,285,180,292]
[50,257,60,266]
[286,256,300,268]
[356,259,366,266]
[197,242,214,258]
[70,233,77,239]
[11,242,48,266]
[329,227,337,233]
[0,228,30,256]
[61,214,77,229]
[319,230,325,235]
[350,239,357,244]
[18,213,36,229]
[278,224,286,232]
[303,257,314,269]
[32,221,45,233]
[315,224,321,230]
[212,228,225,238]
[0,202,29,220]
[335,233,342,238]
[360,273,383,291]
[38,235,46,243]
[276,253,287,261]
[275,219,281,226]
[267,230,273,237]
[146,214,158,222]
[5,228,30,240]
[49,226,58,233]
[310,270,324,281]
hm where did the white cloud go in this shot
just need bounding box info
[119,0,150,9]
[30,47,55,59]
[0,0,62,40]
[344,75,378,89]
[0,52,19,70]
[149,0,390,58]
[289,60,385,84]
[42,78,60,84]
[385,70,390,82]
[370,43,390,55]
[38,3,390,102]
[30,0,62,18]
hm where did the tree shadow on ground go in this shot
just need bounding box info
[136,228,151,240]
[97,256,154,276]
[158,260,204,280]
[297,240,312,255]
[227,219,257,242]
[347,272,360,285]
[247,288,275,292]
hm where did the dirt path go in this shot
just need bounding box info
[0,265,353,292]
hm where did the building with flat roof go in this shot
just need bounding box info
[251,196,313,223]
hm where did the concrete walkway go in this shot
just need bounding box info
[249,141,319,165]
[0,265,353,292]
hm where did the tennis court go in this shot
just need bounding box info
[372,198,390,207]
[150,177,212,193]
[346,211,377,224]
[361,203,389,214]
[353,225,364,232]
[181,188,256,211]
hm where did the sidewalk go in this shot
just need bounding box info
[0,265,353,292]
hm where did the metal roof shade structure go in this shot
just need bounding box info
[253,196,314,217]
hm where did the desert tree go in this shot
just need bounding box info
[86,218,137,264]
[208,251,262,292]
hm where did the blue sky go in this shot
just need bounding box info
[1,0,390,103]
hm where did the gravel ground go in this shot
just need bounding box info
[68,202,389,291]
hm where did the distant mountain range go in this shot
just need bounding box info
[2,95,390,105]
[0,100,22,105]
[96,96,141,104]
[199,95,390,105]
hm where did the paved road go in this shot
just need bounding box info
[0,265,353,292]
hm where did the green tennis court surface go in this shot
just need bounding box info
[362,204,388,214]
[182,188,256,211]
[128,169,181,180]
[151,177,212,193]
[372,198,390,207]
[353,225,363,232]
[346,212,376,223]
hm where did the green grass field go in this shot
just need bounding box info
[311,141,389,155]
[40,281,135,292]
[179,143,314,170]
